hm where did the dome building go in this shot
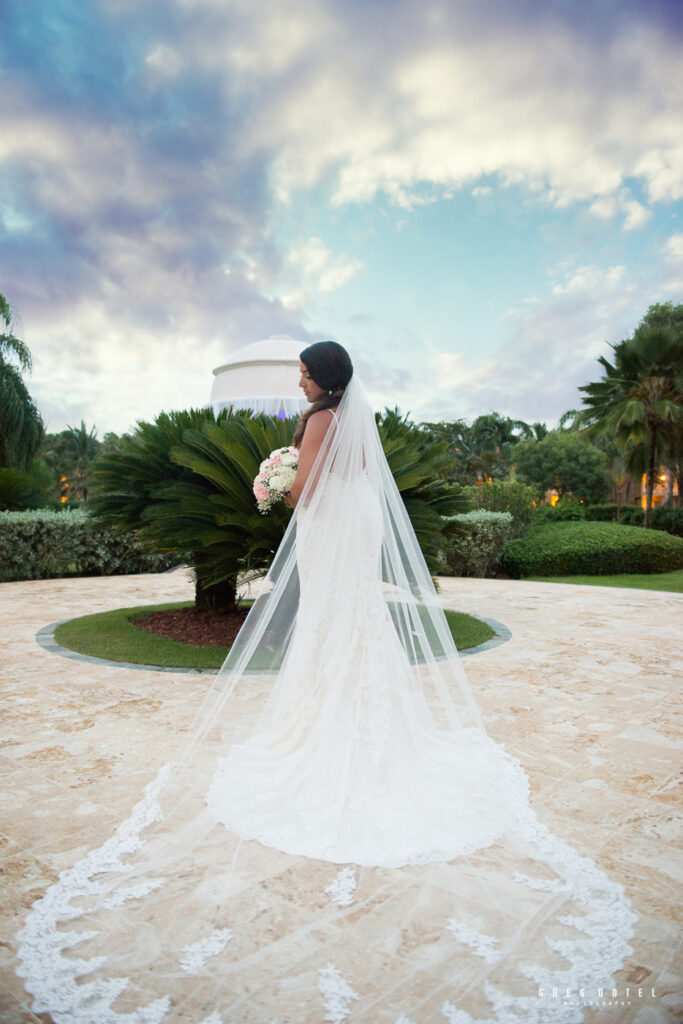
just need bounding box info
[210,335,308,419]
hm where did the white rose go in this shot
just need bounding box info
[268,473,289,493]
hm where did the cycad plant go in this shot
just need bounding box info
[92,406,468,611]
[153,413,299,609]
[90,408,290,610]
[579,325,683,528]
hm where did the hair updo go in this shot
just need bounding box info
[292,341,353,447]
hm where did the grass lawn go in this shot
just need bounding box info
[525,569,683,592]
[54,601,494,670]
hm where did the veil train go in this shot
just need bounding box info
[14,375,635,1023]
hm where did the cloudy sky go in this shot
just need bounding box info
[2,0,682,435]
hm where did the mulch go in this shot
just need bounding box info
[133,607,249,647]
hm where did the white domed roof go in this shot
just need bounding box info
[210,335,308,418]
[212,335,304,374]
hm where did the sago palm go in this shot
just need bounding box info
[92,406,468,611]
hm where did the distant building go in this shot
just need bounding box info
[210,335,308,419]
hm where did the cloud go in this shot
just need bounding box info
[661,231,683,294]
[239,3,683,212]
[589,196,619,220]
[287,237,363,294]
[622,198,652,231]
[588,189,653,230]
[415,258,663,425]
[551,265,626,297]
[665,232,683,261]
[1,0,680,433]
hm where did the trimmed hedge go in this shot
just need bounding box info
[0,509,182,582]
[501,520,683,578]
[584,504,683,536]
[534,500,586,522]
[445,510,514,578]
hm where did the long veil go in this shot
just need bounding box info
[14,375,636,1022]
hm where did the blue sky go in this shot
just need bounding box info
[1,0,682,434]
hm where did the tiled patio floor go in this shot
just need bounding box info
[0,570,680,1023]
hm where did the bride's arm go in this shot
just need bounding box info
[286,410,335,507]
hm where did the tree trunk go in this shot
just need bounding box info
[194,576,238,613]
[661,467,674,508]
[645,428,657,529]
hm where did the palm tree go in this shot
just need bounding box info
[64,421,100,501]
[530,422,549,441]
[0,362,44,469]
[660,418,683,508]
[603,445,632,520]
[0,295,31,372]
[421,413,535,483]
[558,408,584,431]
[0,293,44,469]
[579,325,683,527]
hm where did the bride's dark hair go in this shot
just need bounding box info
[292,340,353,447]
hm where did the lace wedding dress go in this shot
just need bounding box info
[14,378,636,1023]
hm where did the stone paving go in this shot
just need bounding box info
[0,569,681,1023]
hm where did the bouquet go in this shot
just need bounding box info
[253,447,299,513]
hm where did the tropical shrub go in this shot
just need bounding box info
[462,480,539,536]
[534,498,586,522]
[0,463,57,511]
[501,521,683,578]
[90,408,295,610]
[649,507,683,537]
[91,406,469,609]
[445,510,514,577]
[0,509,181,582]
[583,503,634,522]
[514,430,610,503]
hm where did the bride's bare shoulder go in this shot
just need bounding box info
[307,408,337,428]
[300,408,337,449]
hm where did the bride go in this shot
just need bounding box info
[15,341,636,1023]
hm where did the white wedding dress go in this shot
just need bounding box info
[14,380,636,1023]
[207,429,525,867]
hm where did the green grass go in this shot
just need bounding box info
[55,602,226,670]
[443,610,494,650]
[525,569,683,592]
[54,601,494,671]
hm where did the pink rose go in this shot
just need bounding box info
[254,483,269,502]
[271,455,282,466]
